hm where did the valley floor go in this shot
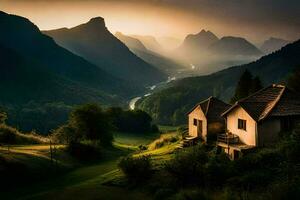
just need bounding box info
[0,131,178,200]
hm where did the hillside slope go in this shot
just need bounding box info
[115,32,185,75]
[137,39,300,125]
[0,11,137,98]
[44,17,166,86]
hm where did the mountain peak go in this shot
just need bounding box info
[85,17,106,28]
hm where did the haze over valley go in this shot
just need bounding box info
[1,1,300,199]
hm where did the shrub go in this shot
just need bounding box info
[0,124,45,144]
[148,134,179,150]
[164,145,208,185]
[171,189,211,200]
[51,124,76,144]
[138,145,147,151]
[204,153,232,187]
[67,141,102,161]
[118,155,152,182]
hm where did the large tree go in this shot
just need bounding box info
[288,67,300,92]
[231,70,263,103]
[69,104,113,146]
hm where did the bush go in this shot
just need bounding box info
[67,141,102,161]
[118,155,152,182]
[148,134,179,150]
[171,189,211,200]
[164,145,208,185]
[51,125,76,144]
[0,124,45,144]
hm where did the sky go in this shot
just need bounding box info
[1,0,300,44]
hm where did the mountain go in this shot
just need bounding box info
[130,35,163,53]
[115,32,148,52]
[44,17,166,86]
[0,44,118,105]
[261,37,291,54]
[137,39,300,125]
[208,36,262,56]
[0,11,136,98]
[0,11,142,132]
[115,32,185,75]
[177,30,219,54]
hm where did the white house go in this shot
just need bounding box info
[219,84,300,160]
[188,97,231,142]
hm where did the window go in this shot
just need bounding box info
[193,119,197,126]
[238,119,247,131]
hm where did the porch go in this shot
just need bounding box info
[217,133,254,160]
[217,133,240,145]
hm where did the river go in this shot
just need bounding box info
[129,76,176,110]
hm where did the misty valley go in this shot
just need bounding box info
[0,1,300,200]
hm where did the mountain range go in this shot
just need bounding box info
[137,39,300,125]
[173,29,263,75]
[130,34,163,54]
[115,32,186,76]
[0,11,139,106]
[0,11,167,132]
[44,17,166,86]
[260,37,291,54]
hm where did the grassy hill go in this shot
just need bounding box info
[0,131,168,200]
[137,39,300,125]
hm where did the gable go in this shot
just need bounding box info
[188,105,206,120]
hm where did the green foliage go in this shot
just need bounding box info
[0,112,7,124]
[52,103,114,149]
[106,107,158,134]
[51,124,76,144]
[164,145,208,185]
[231,70,263,103]
[148,134,179,150]
[138,39,300,125]
[69,104,114,146]
[118,155,152,182]
[288,67,300,92]
[0,124,45,144]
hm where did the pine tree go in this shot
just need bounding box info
[231,69,253,103]
[288,67,300,92]
[250,76,263,94]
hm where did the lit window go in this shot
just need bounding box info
[238,119,247,131]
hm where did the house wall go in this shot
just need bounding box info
[188,106,207,140]
[257,118,281,146]
[226,106,257,146]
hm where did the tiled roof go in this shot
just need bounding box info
[222,84,300,121]
[188,97,231,123]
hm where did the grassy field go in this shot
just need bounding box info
[0,131,179,200]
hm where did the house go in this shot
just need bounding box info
[219,84,300,160]
[188,97,231,142]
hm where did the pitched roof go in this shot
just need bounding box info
[222,84,300,121]
[188,96,231,123]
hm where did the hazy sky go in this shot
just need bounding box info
[1,0,300,44]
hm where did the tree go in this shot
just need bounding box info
[250,76,263,94]
[0,112,7,125]
[69,104,113,146]
[288,67,300,92]
[231,70,253,103]
[231,70,263,103]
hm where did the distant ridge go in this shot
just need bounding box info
[137,39,300,125]
[44,17,166,86]
[261,37,291,54]
[208,36,262,56]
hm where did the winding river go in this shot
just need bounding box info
[129,76,176,110]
